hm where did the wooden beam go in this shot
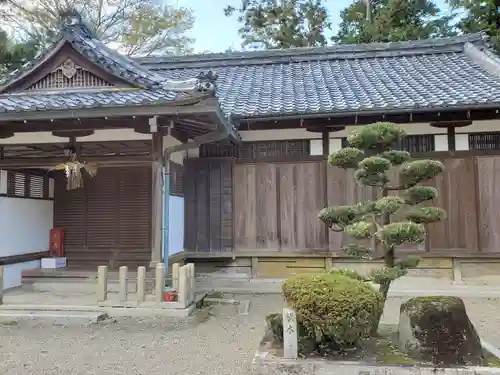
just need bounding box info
[447,126,456,151]
[0,117,149,132]
[322,130,330,156]
[238,108,500,131]
[0,251,49,266]
[0,154,153,168]
[181,250,500,259]
[52,130,95,138]
[0,100,219,122]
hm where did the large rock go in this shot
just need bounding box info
[397,296,484,366]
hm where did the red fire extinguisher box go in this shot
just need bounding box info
[49,228,65,258]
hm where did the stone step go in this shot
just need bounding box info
[0,309,108,324]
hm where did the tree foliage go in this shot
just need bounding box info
[223,0,331,49]
[0,0,195,56]
[334,0,456,44]
[0,28,39,75]
[446,0,500,52]
[318,122,446,306]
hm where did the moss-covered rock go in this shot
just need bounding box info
[282,273,383,349]
[397,296,484,366]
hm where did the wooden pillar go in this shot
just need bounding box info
[322,130,330,156]
[447,126,456,151]
[150,132,163,267]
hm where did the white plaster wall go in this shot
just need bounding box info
[163,135,186,165]
[456,134,470,151]
[3,260,41,290]
[167,196,184,256]
[0,129,151,144]
[310,138,343,155]
[0,198,53,257]
[434,135,449,151]
[0,197,54,290]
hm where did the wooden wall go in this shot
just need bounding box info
[184,158,233,252]
[183,151,500,256]
[54,166,152,268]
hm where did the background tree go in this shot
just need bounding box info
[0,0,195,56]
[318,122,446,308]
[0,29,39,75]
[224,0,331,49]
[446,0,500,52]
[334,0,456,44]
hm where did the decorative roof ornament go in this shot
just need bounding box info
[58,9,95,39]
[59,59,77,78]
[159,70,218,96]
[196,71,218,95]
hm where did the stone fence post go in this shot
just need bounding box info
[0,265,3,305]
[172,263,179,290]
[155,263,165,304]
[97,265,108,302]
[283,307,298,359]
[118,266,128,302]
[137,266,146,303]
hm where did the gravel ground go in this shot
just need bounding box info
[1,295,500,375]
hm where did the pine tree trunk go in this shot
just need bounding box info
[374,187,394,333]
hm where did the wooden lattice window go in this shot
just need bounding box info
[170,162,184,197]
[6,171,51,200]
[469,132,500,150]
[239,140,310,159]
[26,59,113,90]
[199,143,237,158]
[199,140,310,159]
[341,135,435,152]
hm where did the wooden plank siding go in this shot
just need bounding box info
[183,158,233,252]
[184,149,500,256]
[233,160,329,252]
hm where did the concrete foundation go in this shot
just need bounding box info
[252,345,500,375]
[97,293,207,317]
[0,292,207,318]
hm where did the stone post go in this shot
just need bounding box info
[188,263,195,304]
[178,265,188,308]
[118,266,128,302]
[172,263,180,290]
[97,265,108,302]
[283,308,298,359]
[155,263,165,304]
[137,266,146,303]
[0,265,4,305]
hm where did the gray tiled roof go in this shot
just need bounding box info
[0,15,176,91]
[0,88,182,113]
[137,33,500,119]
[0,12,217,116]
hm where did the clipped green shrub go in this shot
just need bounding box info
[328,267,367,281]
[282,273,383,349]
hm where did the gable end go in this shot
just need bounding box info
[26,58,113,90]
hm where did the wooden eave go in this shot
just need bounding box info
[236,105,500,131]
